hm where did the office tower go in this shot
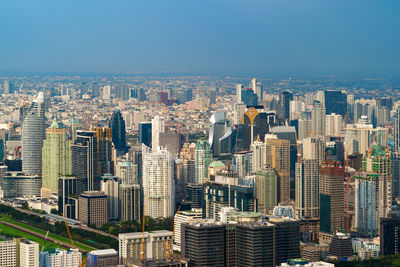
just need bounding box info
[194,140,212,184]
[58,176,78,219]
[311,100,326,136]
[20,240,39,267]
[203,182,256,219]
[289,100,306,121]
[355,145,391,236]
[102,85,111,100]
[115,84,130,100]
[185,183,203,209]
[298,117,311,140]
[328,233,353,261]
[269,126,298,179]
[41,118,71,197]
[256,168,279,214]
[325,90,347,117]
[233,103,246,125]
[208,111,234,156]
[235,84,243,103]
[173,209,203,251]
[22,92,46,176]
[139,122,152,147]
[380,214,400,255]
[78,191,108,227]
[181,220,225,267]
[100,174,120,221]
[87,249,118,267]
[39,248,81,267]
[69,114,83,142]
[92,127,113,175]
[0,138,4,162]
[2,171,41,198]
[319,162,344,236]
[142,145,174,218]
[3,80,10,94]
[119,231,172,262]
[151,115,165,151]
[109,110,128,156]
[315,91,325,106]
[265,137,291,203]
[71,131,99,193]
[115,160,137,185]
[295,137,324,219]
[119,184,141,222]
[251,139,266,173]
[278,90,293,120]
[232,151,252,179]
[249,78,262,103]
[183,159,195,185]
[242,107,271,145]
[325,113,343,137]
[241,88,258,106]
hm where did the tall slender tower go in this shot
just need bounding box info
[22,92,46,175]
[41,118,71,197]
[393,106,400,198]
[152,115,165,152]
[311,100,326,137]
[142,144,175,218]
[109,110,128,156]
[194,140,213,184]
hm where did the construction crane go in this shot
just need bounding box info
[62,213,86,267]
[41,230,49,252]
[167,206,180,261]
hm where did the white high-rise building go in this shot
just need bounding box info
[311,101,326,137]
[0,240,17,267]
[289,100,306,121]
[173,209,202,251]
[20,240,39,267]
[233,103,246,125]
[115,160,137,185]
[39,248,81,267]
[236,84,243,103]
[151,115,165,152]
[100,174,120,221]
[250,78,263,103]
[142,144,174,218]
[102,85,111,100]
[251,139,266,173]
[326,113,343,137]
[298,117,311,141]
[22,92,46,176]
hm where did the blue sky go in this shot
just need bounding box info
[0,0,399,75]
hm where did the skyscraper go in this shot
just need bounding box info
[92,127,113,175]
[138,122,152,147]
[380,214,400,256]
[71,130,99,193]
[109,110,128,156]
[142,144,175,218]
[278,90,293,121]
[119,184,141,222]
[208,111,233,156]
[194,140,212,184]
[22,92,46,176]
[236,84,243,103]
[311,100,326,137]
[41,118,71,197]
[100,174,120,221]
[393,106,400,198]
[324,90,347,117]
[3,80,11,94]
[151,115,165,152]
[249,78,262,104]
[78,191,108,227]
[256,168,279,214]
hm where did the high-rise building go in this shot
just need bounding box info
[115,160,137,185]
[142,145,174,218]
[19,239,39,267]
[355,145,392,236]
[173,209,202,251]
[311,100,326,137]
[249,78,262,104]
[139,122,152,147]
[208,112,233,156]
[236,84,244,103]
[22,92,46,176]
[256,168,279,214]
[71,131,99,193]
[109,110,128,156]
[39,248,82,267]
[102,85,111,100]
[278,90,293,121]
[151,116,165,152]
[41,118,71,197]
[325,113,343,137]
[265,137,291,203]
[92,127,113,175]
[380,214,400,256]
[2,172,41,198]
[194,140,212,184]
[119,231,172,262]
[393,106,400,198]
[298,116,311,141]
[3,80,10,94]
[324,90,347,117]
[119,184,141,222]
[58,176,78,219]
[100,174,120,221]
[319,162,344,237]
[233,103,246,125]
[78,191,108,227]
[232,151,252,179]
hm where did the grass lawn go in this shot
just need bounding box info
[0,216,94,252]
[0,222,68,251]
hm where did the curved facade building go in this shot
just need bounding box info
[22,92,46,175]
[3,172,41,198]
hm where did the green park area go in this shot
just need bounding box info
[0,215,94,252]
